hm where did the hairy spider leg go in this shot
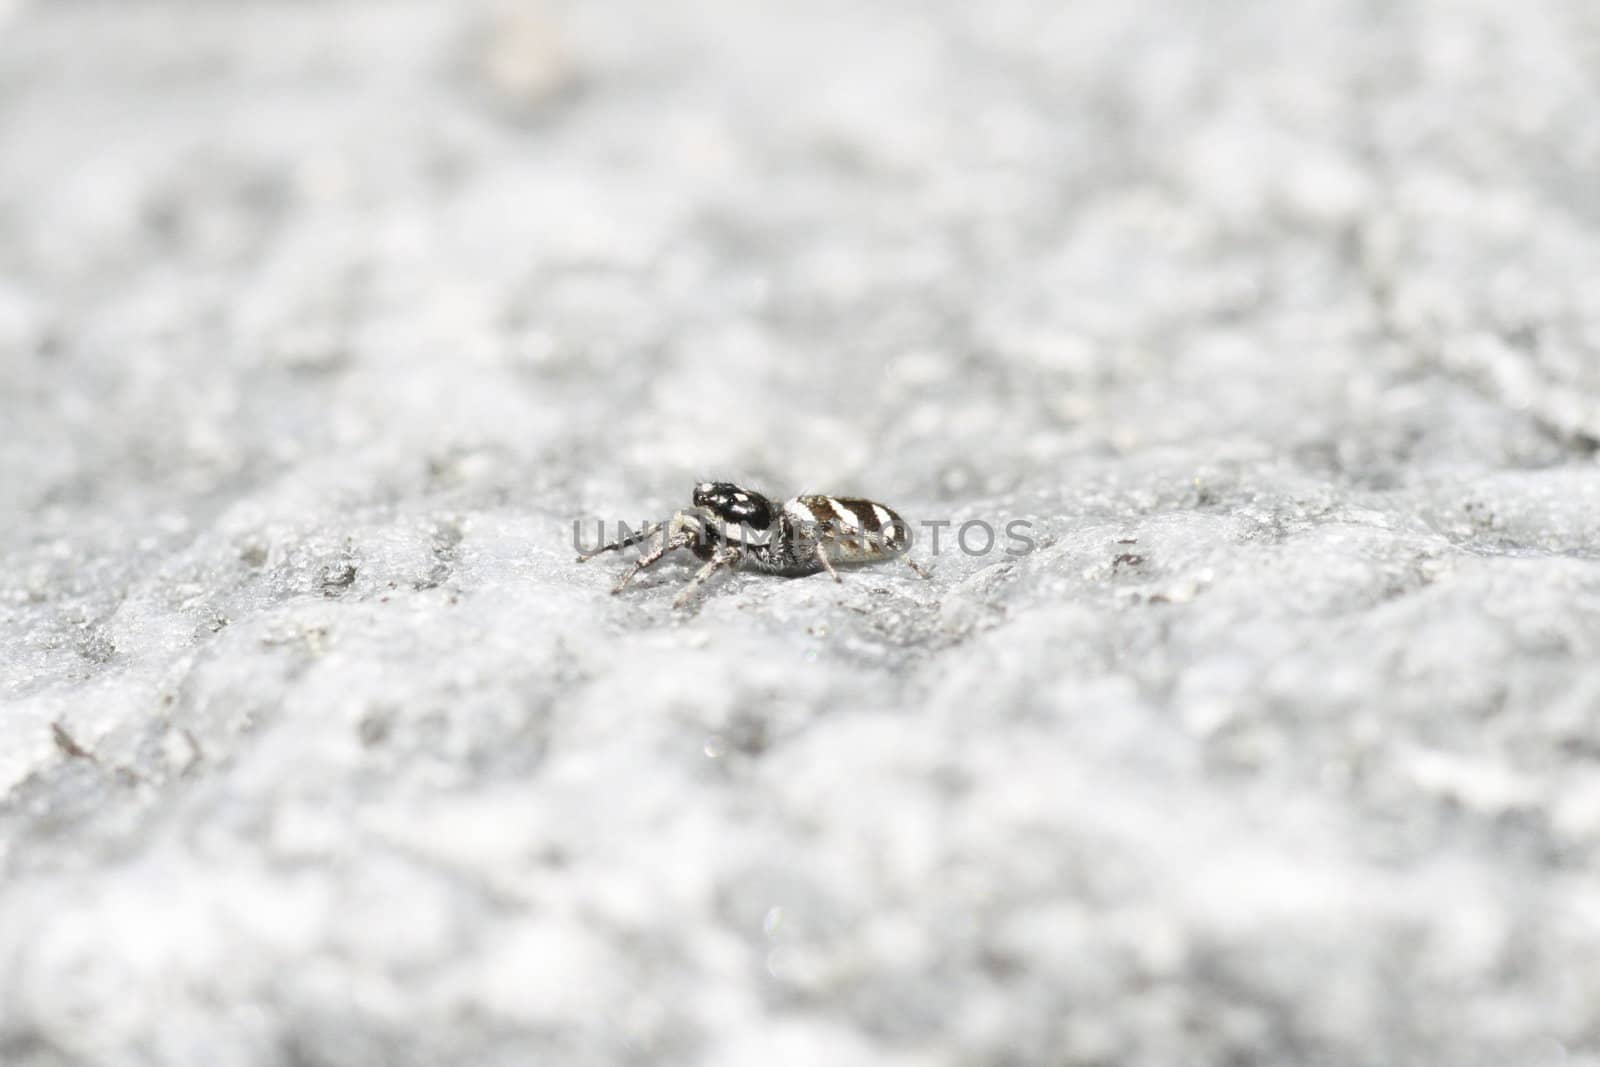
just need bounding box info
[612,529,697,594]
[577,520,662,563]
[813,542,842,583]
[673,547,743,609]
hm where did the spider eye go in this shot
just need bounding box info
[695,482,728,502]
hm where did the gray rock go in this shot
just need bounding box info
[2,0,1599,1064]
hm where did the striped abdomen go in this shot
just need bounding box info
[787,495,910,563]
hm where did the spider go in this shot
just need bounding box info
[578,481,928,607]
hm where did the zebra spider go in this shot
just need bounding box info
[578,481,928,607]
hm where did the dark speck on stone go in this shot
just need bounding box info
[320,563,357,597]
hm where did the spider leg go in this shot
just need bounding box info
[814,542,842,583]
[612,531,694,594]
[673,547,742,609]
[577,520,661,563]
[904,557,931,579]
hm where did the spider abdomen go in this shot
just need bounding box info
[785,495,910,564]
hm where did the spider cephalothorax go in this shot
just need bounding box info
[692,481,774,529]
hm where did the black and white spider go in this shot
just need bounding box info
[578,481,927,607]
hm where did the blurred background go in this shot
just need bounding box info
[2,0,1600,1064]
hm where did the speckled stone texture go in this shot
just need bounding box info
[2,1,1600,1065]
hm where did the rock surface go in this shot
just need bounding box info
[2,1,1600,1064]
